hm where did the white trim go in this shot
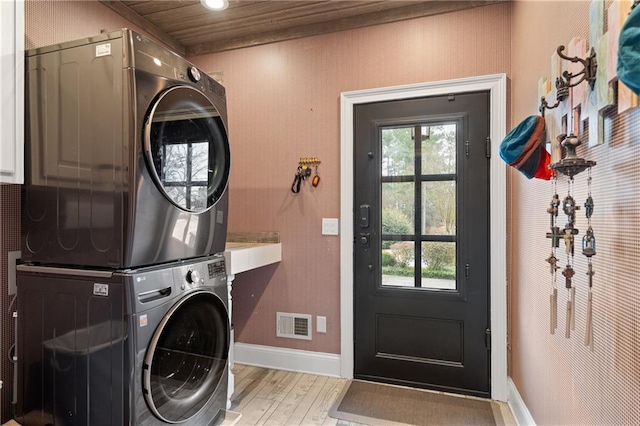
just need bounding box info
[507,378,536,425]
[234,343,341,377]
[339,74,508,401]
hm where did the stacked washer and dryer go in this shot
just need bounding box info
[16,29,232,426]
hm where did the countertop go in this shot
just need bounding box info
[224,241,282,275]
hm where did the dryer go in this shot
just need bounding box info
[16,254,230,425]
[22,29,230,269]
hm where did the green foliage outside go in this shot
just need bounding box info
[383,240,455,280]
[422,267,456,280]
[422,242,455,269]
[389,242,413,266]
[381,251,397,266]
[381,209,412,249]
[382,264,455,280]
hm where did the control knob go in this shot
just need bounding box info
[186,269,201,284]
[188,66,201,83]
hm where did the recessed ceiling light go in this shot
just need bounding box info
[201,0,229,11]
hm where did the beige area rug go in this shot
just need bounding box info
[329,380,504,426]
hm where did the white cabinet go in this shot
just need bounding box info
[0,0,24,184]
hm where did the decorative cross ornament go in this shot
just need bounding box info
[546,147,596,347]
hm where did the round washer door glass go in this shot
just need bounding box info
[146,85,230,212]
[144,292,229,423]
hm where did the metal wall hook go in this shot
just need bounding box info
[557,45,597,90]
[539,45,597,117]
[298,157,321,167]
[539,77,569,116]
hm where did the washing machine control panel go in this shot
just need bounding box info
[175,258,226,290]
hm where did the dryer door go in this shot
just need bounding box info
[143,291,230,423]
[145,85,230,212]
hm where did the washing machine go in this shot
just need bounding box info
[22,29,230,269]
[15,254,230,425]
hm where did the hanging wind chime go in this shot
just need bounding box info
[541,45,597,349]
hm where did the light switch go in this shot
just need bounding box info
[317,316,327,333]
[322,218,339,235]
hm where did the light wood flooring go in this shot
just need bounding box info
[229,364,517,426]
[229,364,349,426]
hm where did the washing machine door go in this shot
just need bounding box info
[143,291,230,423]
[145,85,230,212]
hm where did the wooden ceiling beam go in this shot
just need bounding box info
[99,0,186,55]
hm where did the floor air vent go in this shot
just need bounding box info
[276,312,312,340]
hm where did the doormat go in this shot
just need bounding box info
[328,380,504,426]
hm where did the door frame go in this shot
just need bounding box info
[339,73,507,401]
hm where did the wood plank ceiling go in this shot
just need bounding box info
[100,0,507,57]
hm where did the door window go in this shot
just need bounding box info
[381,124,457,290]
[146,86,230,212]
[144,292,229,423]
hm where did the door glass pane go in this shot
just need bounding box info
[380,123,458,291]
[422,124,456,174]
[163,145,187,182]
[420,241,456,289]
[191,142,209,181]
[422,181,456,235]
[190,186,208,211]
[382,241,415,287]
[382,183,414,234]
[166,187,186,209]
[381,127,414,176]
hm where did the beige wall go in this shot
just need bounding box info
[25,0,149,50]
[189,3,512,353]
[510,1,640,424]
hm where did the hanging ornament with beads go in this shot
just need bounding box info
[546,180,561,334]
[560,177,579,338]
[582,169,596,351]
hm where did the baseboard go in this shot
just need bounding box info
[233,343,341,377]
[507,377,536,426]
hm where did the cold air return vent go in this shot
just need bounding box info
[276,312,312,340]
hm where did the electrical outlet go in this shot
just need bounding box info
[317,316,327,333]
